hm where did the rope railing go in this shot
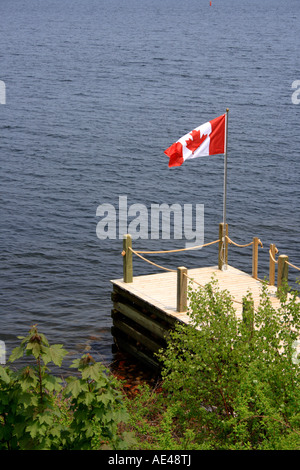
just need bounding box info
[128,247,176,273]
[227,235,263,249]
[286,260,300,272]
[268,246,300,273]
[125,235,260,255]
[268,245,300,287]
[269,246,279,264]
[125,238,221,255]
[122,226,264,280]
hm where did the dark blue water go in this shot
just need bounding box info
[1,0,300,369]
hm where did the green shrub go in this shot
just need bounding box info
[0,325,129,450]
[123,382,203,450]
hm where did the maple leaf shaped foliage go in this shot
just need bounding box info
[185,129,207,154]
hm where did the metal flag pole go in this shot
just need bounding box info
[222,108,229,271]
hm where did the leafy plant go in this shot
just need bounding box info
[64,353,129,449]
[123,382,202,450]
[158,277,300,450]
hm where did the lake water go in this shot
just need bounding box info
[1,0,300,371]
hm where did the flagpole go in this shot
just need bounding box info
[222,108,229,271]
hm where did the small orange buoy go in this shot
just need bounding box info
[210,1,212,5]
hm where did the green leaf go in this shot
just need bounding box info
[64,377,82,398]
[43,374,62,393]
[38,412,53,426]
[26,342,41,358]
[0,367,11,384]
[82,421,94,438]
[48,344,67,366]
[69,358,81,369]
[97,391,114,406]
[41,344,67,366]
[83,391,94,406]
[81,362,103,381]
[26,421,40,439]
[20,391,36,408]
[9,346,24,362]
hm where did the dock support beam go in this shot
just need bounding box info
[177,266,187,313]
[218,223,228,270]
[123,234,133,283]
[277,255,289,289]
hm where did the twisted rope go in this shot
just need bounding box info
[286,261,300,272]
[123,234,265,277]
[129,239,220,255]
[269,247,279,264]
[268,246,300,272]
[128,247,176,272]
[226,236,263,248]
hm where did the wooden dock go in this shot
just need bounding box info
[110,226,299,371]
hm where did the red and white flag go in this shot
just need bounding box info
[164,114,226,168]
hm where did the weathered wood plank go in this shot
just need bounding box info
[111,311,163,353]
[112,335,160,371]
[112,284,178,326]
[113,300,170,340]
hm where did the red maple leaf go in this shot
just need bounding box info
[185,129,207,153]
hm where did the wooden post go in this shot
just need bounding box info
[123,234,133,283]
[252,237,259,279]
[269,244,277,286]
[218,223,228,270]
[177,267,187,313]
[277,255,289,289]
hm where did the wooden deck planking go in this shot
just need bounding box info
[111,264,281,325]
[110,264,300,370]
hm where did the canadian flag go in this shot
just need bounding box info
[164,114,226,168]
